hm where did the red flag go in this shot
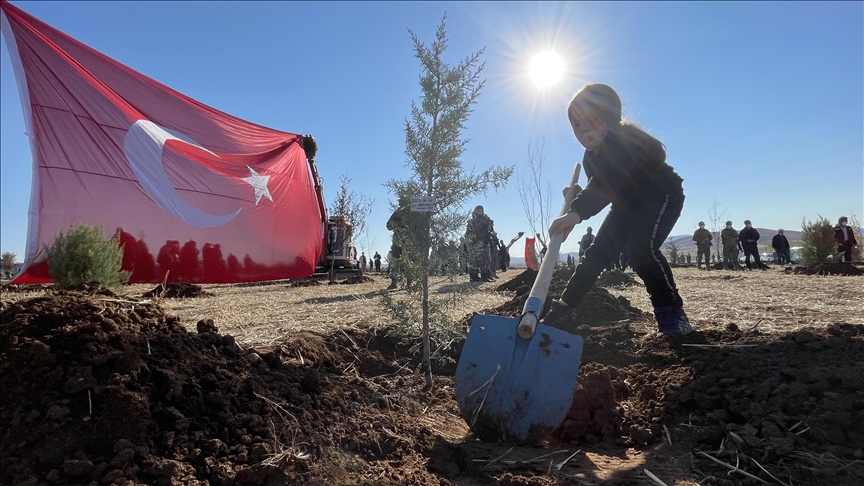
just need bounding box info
[524,237,539,270]
[1,2,326,284]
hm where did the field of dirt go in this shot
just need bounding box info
[2,266,863,486]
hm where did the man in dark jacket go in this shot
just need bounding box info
[772,229,791,265]
[834,216,858,263]
[578,227,594,263]
[738,220,767,270]
[692,221,713,270]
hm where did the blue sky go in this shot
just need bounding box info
[2,1,862,260]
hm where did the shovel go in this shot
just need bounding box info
[455,163,584,444]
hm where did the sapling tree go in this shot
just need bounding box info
[707,198,726,261]
[383,14,513,389]
[1,251,17,275]
[329,173,373,280]
[46,223,131,290]
[516,138,554,243]
[799,215,838,264]
[665,238,681,266]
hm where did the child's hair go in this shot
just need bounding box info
[568,84,666,162]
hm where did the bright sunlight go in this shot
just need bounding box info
[528,51,565,88]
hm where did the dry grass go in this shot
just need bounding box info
[0,272,521,349]
[4,267,861,346]
[611,267,864,334]
[113,271,523,347]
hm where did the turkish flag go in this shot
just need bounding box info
[1,2,326,284]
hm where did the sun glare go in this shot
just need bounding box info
[528,51,565,88]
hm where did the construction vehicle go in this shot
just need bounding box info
[315,215,359,273]
[302,136,359,274]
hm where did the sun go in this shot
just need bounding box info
[528,51,565,88]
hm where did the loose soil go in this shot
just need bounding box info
[2,269,863,485]
[595,270,641,288]
[141,283,214,299]
[793,262,864,276]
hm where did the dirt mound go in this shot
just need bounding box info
[341,276,375,285]
[793,262,864,276]
[477,268,647,327]
[495,268,537,292]
[595,270,641,288]
[289,278,323,288]
[0,290,450,486]
[141,283,214,299]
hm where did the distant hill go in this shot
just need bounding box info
[508,227,801,267]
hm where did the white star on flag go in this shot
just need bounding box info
[242,165,272,205]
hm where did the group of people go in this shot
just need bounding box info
[695,220,772,271]
[383,198,520,288]
[694,216,858,271]
[720,220,770,270]
[357,251,382,273]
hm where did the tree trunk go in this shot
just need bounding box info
[421,213,432,390]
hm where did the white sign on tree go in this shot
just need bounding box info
[410,196,435,212]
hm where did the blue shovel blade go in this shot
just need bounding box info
[454,314,584,444]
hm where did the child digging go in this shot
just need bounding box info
[543,84,693,336]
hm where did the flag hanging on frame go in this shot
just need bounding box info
[1,2,326,284]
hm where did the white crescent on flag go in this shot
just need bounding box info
[123,120,241,228]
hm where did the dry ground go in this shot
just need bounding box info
[116,267,864,346]
[616,267,864,334]
[5,268,860,344]
[138,273,521,348]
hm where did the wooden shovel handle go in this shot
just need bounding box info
[517,163,582,339]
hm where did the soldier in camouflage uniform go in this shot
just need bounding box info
[465,206,495,282]
[386,196,421,289]
[720,220,742,270]
[692,221,713,270]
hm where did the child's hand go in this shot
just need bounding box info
[549,212,582,242]
[561,184,583,198]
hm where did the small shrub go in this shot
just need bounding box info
[799,216,839,264]
[46,223,131,290]
[1,251,17,273]
[665,238,680,265]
